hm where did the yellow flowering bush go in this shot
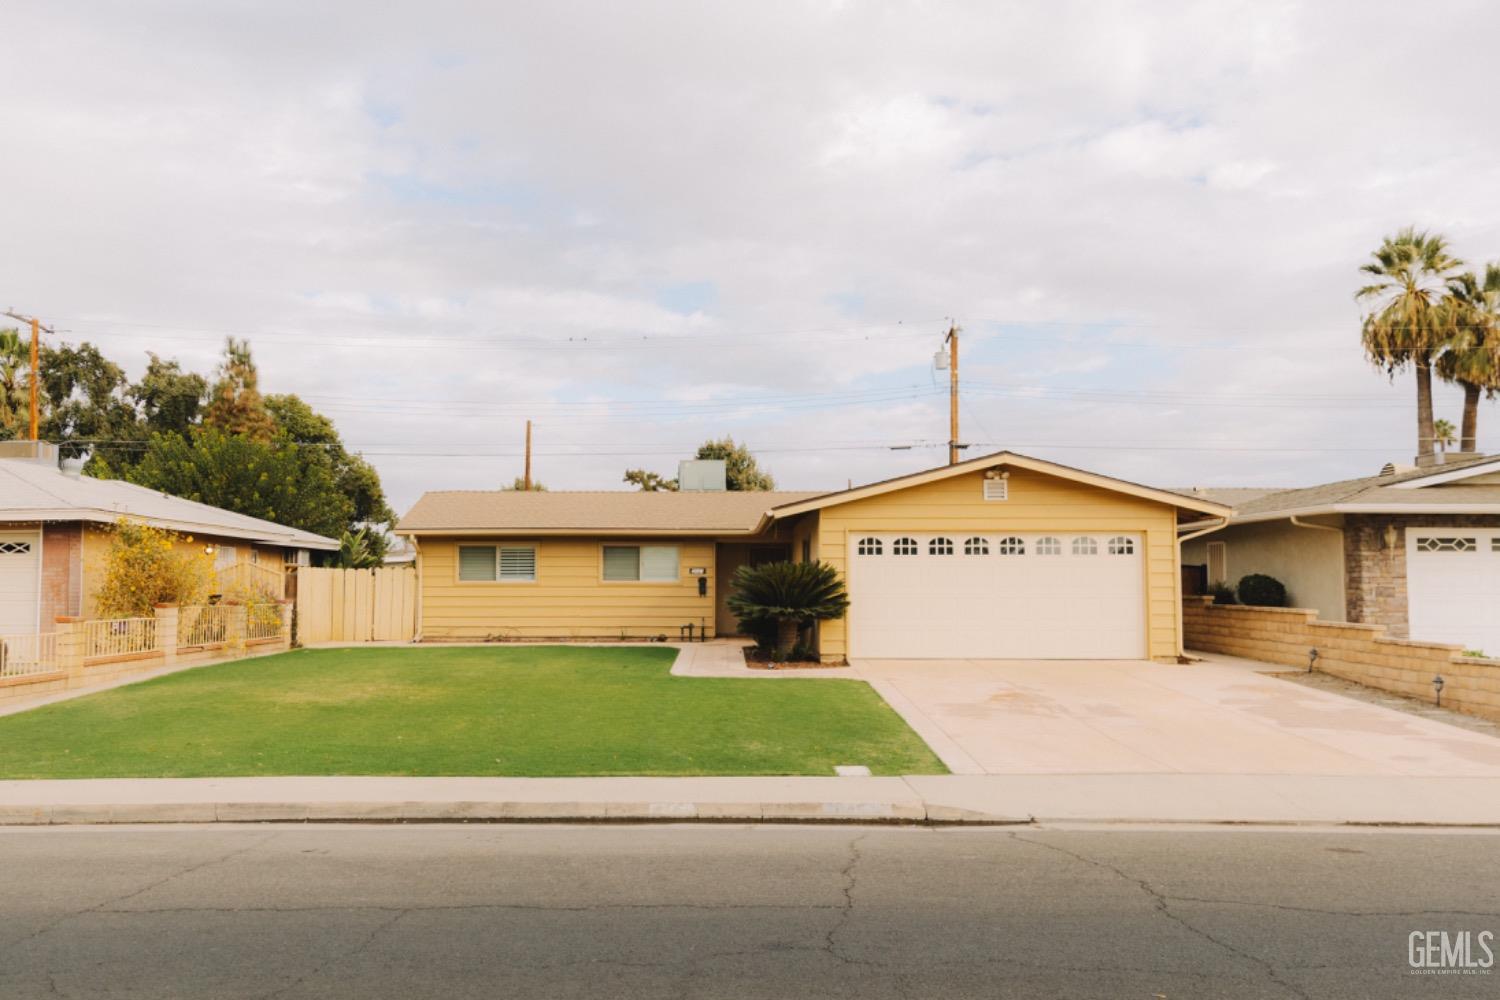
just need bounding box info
[94,520,214,618]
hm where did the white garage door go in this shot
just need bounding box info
[0,530,41,635]
[1407,529,1500,655]
[847,532,1146,659]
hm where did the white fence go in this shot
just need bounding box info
[84,617,158,661]
[179,605,230,648]
[246,604,284,642]
[0,632,58,678]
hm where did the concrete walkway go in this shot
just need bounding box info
[4,773,1500,827]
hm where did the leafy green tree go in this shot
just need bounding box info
[130,353,207,438]
[623,469,678,491]
[125,428,353,539]
[696,437,775,490]
[203,338,275,442]
[1440,263,1500,453]
[726,560,849,658]
[1358,228,1464,464]
[266,394,394,529]
[37,341,140,464]
[623,438,775,492]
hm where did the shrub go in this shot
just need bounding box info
[94,520,214,618]
[727,560,850,658]
[1236,573,1288,608]
[1207,581,1237,605]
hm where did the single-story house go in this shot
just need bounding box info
[396,451,1230,662]
[0,441,339,634]
[1180,453,1500,653]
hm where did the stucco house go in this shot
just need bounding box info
[396,450,1230,662]
[0,441,339,635]
[1180,453,1500,654]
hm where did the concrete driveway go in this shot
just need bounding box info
[851,654,1500,777]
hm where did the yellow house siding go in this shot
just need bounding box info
[78,524,289,616]
[812,468,1180,662]
[419,537,718,640]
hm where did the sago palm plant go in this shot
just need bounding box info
[1358,227,1464,464]
[726,560,850,658]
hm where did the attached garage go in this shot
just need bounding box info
[846,531,1145,658]
[760,452,1232,664]
[0,529,40,634]
[1406,528,1500,654]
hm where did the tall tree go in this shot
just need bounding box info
[125,428,354,539]
[1357,228,1464,465]
[37,341,139,464]
[696,437,775,491]
[1440,263,1500,453]
[203,337,275,441]
[1433,418,1457,455]
[130,353,207,438]
[0,328,31,438]
[265,394,394,527]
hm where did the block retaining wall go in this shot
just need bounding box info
[1184,597,1500,722]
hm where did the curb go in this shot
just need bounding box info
[0,800,1037,827]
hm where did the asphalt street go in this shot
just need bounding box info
[0,823,1496,999]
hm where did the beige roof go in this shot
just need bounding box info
[1208,455,1500,523]
[0,457,339,549]
[400,449,1233,536]
[398,490,823,535]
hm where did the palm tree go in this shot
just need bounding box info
[0,329,30,436]
[1358,228,1464,464]
[726,561,849,659]
[1433,418,1457,455]
[1440,263,1500,452]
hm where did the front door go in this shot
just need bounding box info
[714,543,791,636]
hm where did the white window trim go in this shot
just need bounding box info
[600,543,681,583]
[456,542,538,583]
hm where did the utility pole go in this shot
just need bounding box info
[944,322,960,465]
[1,310,53,441]
[523,419,533,490]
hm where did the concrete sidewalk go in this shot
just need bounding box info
[5,773,1500,827]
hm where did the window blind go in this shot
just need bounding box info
[458,546,497,581]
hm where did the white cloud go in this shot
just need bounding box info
[1,0,1498,510]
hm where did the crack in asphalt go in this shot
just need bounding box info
[1008,832,1313,1000]
[821,832,867,965]
[0,830,282,958]
[257,907,410,1000]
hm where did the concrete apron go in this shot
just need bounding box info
[5,774,1500,828]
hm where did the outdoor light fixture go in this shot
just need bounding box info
[203,544,216,556]
[1433,674,1445,707]
[1308,647,1320,673]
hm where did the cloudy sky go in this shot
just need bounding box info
[4,1,1499,512]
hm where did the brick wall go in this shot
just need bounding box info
[1344,513,1500,636]
[1184,597,1500,723]
[39,523,81,627]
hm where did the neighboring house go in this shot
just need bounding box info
[1180,453,1500,653]
[0,441,339,634]
[397,451,1229,661]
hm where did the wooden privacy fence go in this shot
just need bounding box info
[296,567,417,644]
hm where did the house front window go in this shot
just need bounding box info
[603,544,679,581]
[458,544,537,582]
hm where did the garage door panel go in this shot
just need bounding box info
[0,530,41,634]
[1407,530,1500,654]
[848,532,1145,659]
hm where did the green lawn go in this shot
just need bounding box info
[0,646,946,778]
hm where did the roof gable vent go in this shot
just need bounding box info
[1379,462,1396,477]
[983,477,1008,501]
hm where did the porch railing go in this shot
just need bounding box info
[83,618,157,662]
[178,605,229,648]
[0,632,58,678]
